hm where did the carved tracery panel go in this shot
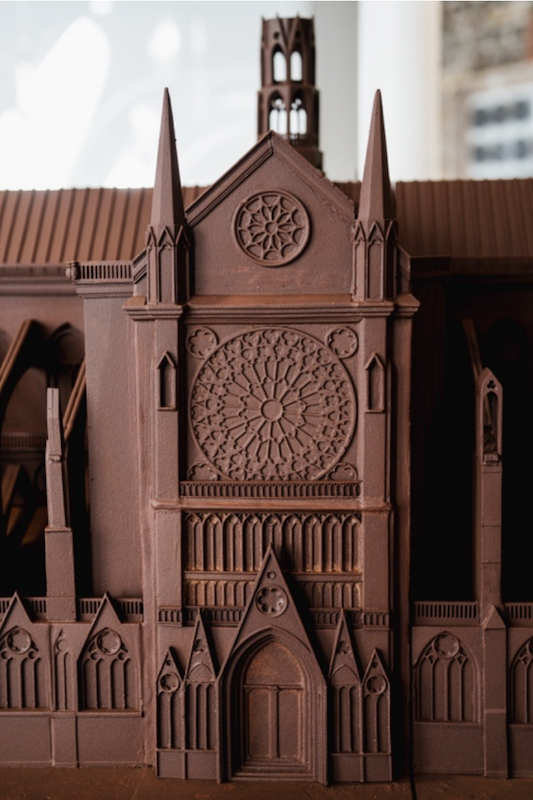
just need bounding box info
[184,512,360,573]
[415,633,477,723]
[79,627,138,711]
[234,193,310,265]
[330,640,362,754]
[157,650,183,749]
[184,632,216,751]
[511,638,533,723]
[0,626,48,709]
[363,652,390,754]
[190,328,356,481]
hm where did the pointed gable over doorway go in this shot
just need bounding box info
[218,546,327,783]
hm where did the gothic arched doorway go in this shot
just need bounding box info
[232,638,313,779]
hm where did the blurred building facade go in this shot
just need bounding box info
[442,1,533,178]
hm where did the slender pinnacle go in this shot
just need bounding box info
[358,90,394,222]
[150,88,185,230]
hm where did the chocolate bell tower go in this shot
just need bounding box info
[258,16,323,170]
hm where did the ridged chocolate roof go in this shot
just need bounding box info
[1,178,533,265]
[395,179,533,258]
[0,186,204,266]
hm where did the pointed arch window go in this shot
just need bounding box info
[290,95,307,135]
[415,633,477,722]
[365,354,385,412]
[329,621,362,756]
[363,652,390,753]
[477,371,502,463]
[157,352,177,411]
[269,95,287,135]
[331,665,361,754]
[79,627,138,710]
[0,626,48,709]
[511,638,533,723]
[184,627,216,751]
[273,48,287,82]
[157,650,183,749]
[290,50,303,81]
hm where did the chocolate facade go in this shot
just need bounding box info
[0,16,529,783]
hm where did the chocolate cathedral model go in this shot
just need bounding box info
[0,15,531,782]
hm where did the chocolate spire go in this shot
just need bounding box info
[358,90,393,222]
[150,88,185,231]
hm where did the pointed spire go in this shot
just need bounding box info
[358,90,393,222]
[151,88,185,231]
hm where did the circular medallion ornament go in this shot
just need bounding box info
[160,673,179,693]
[190,328,356,481]
[327,327,359,358]
[7,628,31,654]
[234,191,310,266]
[96,629,122,656]
[255,586,288,616]
[366,675,387,695]
[186,327,218,359]
[434,633,460,659]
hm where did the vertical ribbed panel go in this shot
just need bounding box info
[4,179,533,263]
[6,190,33,263]
[36,190,62,263]
[106,189,129,261]
[62,189,88,263]
[394,178,533,257]
[48,190,75,263]
[0,186,211,265]
[19,191,46,264]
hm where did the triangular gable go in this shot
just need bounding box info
[187,131,353,227]
[0,592,34,636]
[184,611,217,683]
[329,610,361,686]
[0,594,51,709]
[83,594,122,640]
[185,131,355,297]
[362,649,389,694]
[73,594,140,664]
[220,545,323,671]
[157,647,182,691]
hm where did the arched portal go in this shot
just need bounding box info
[230,637,314,779]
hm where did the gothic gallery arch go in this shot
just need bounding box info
[220,631,326,782]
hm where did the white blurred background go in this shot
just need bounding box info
[0,1,532,189]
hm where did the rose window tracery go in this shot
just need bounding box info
[190,328,356,481]
[234,191,310,265]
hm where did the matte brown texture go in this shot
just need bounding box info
[0,13,532,787]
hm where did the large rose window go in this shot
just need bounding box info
[190,328,356,481]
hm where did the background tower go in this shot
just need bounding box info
[258,16,323,170]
